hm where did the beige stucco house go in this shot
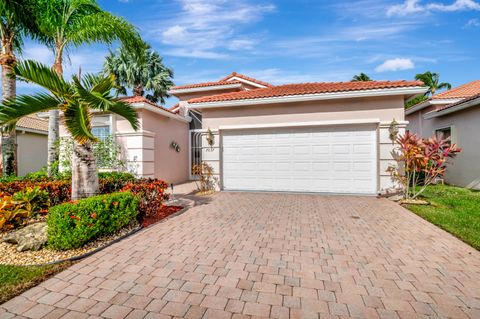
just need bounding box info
[0,114,48,176]
[69,73,426,194]
[406,80,480,189]
[169,73,426,195]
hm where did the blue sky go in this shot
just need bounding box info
[13,0,480,107]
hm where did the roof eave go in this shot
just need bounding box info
[405,98,463,115]
[424,97,480,119]
[188,86,428,109]
[168,83,243,95]
[131,102,191,123]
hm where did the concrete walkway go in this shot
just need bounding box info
[2,192,479,318]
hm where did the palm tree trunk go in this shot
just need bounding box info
[133,84,144,97]
[71,141,99,199]
[0,40,17,176]
[47,50,63,177]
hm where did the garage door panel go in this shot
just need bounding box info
[222,126,377,194]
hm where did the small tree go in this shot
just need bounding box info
[192,162,216,194]
[388,131,461,200]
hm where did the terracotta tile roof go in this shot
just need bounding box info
[118,96,175,114]
[219,72,273,87]
[171,80,243,90]
[17,114,48,132]
[188,80,424,104]
[437,92,480,112]
[432,80,480,99]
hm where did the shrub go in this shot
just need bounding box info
[121,179,169,218]
[388,132,461,199]
[0,196,30,230]
[98,172,136,194]
[192,162,216,193]
[0,180,71,206]
[12,187,50,216]
[47,192,138,250]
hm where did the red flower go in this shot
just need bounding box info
[91,212,97,219]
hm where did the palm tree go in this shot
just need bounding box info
[104,43,174,104]
[0,60,139,199]
[0,0,38,176]
[35,0,143,177]
[351,73,372,82]
[415,71,451,97]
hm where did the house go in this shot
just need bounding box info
[406,80,480,189]
[0,114,48,176]
[59,96,191,184]
[68,72,425,194]
[169,73,426,195]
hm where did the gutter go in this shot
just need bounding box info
[405,98,463,115]
[188,87,428,109]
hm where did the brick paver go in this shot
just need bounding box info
[2,192,480,318]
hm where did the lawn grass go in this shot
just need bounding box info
[0,262,71,304]
[406,184,480,250]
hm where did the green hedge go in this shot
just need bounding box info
[47,192,138,250]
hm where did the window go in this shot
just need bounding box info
[435,127,452,144]
[92,125,110,141]
[91,115,112,141]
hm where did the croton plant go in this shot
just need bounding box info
[388,131,461,199]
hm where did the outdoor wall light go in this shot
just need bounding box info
[170,141,181,152]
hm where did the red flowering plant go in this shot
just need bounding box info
[388,131,461,200]
[121,179,169,218]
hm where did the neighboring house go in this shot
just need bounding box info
[406,80,480,189]
[169,73,426,195]
[59,96,191,184]
[0,114,48,176]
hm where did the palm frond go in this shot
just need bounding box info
[63,102,97,143]
[14,60,71,97]
[0,93,63,129]
[107,101,139,131]
[67,11,143,52]
[72,75,115,111]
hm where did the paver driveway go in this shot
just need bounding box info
[2,192,480,319]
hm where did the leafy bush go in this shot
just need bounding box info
[0,180,71,206]
[121,179,169,218]
[0,196,30,230]
[12,187,50,216]
[98,172,136,194]
[47,192,138,250]
[192,162,216,193]
[388,131,461,199]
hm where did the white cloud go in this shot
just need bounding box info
[375,58,414,72]
[147,0,274,59]
[21,46,53,64]
[465,18,480,27]
[387,0,480,16]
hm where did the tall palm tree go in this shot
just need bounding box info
[35,0,143,177]
[351,73,372,82]
[0,0,38,176]
[415,71,451,97]
[104,43,174,104]
[0,60,139,199]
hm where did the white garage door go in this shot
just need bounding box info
[222,125,377,194]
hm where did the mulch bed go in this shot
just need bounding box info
[140,205,184,228]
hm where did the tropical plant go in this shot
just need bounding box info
[0,0,38,176]
[351,73,372,82]
[415,71,452,97]
[388,131,461,200]
[192,162,216,194]
[0,60,139,199]
[0,195,30,230]
[34,0,143,176]
[104,42,174,103]
[405,94,428,109]
[121,179,169,218]
[12,186,50,216]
